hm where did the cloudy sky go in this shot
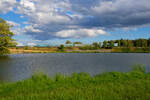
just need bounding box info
[0,0,150,45]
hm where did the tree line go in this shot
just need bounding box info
[64,39,150,50]
[102,38,150,48]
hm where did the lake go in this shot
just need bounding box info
[0,53,150,82]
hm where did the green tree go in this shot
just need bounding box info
[148,38,150,47]
[58,44,65,51]
[73,42,82,47]
[103,41,108,48]
[134,39,147,47]
[141,39,147,47]
[116,40,121,47]
[65,40,72,44]
[108,40,114,48]
[0,18,16,55]
[73,42,82,44]
[92,42,100,49]
[120,39,128,47]
[99,42,102,48]
[127,40,134,47]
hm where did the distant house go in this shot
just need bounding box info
[114,43,118,47]
[74,44,85,47]
[64,44,73,47]
[64,43,85,47]
[36,44,49,47]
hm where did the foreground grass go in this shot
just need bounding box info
[0,66,150,100]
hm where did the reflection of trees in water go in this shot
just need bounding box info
[0,55,12,82]
[0,55,10,61]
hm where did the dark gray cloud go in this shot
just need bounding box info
[73,0,150,28]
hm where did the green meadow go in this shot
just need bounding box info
[0,65,150,100]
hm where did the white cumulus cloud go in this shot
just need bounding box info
[56,28,108,38]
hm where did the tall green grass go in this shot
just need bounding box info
[0,65,150,100]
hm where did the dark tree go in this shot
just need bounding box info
[0,18,16,55]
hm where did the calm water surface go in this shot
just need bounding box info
[0,53,150,82]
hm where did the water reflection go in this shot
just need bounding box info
[0,55,10,61]
[0,53,150,82]
[0,56,12,81]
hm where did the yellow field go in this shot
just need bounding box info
[9,47,112,54]
[9,47,58,54]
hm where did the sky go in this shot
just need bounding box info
[0,0,150,46]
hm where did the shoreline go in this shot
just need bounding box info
[9,49,150,54]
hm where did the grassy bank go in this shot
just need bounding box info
[9,47,150,54]
[9,48,113,54]
[112,47,150,53]
[0,65,150,100]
